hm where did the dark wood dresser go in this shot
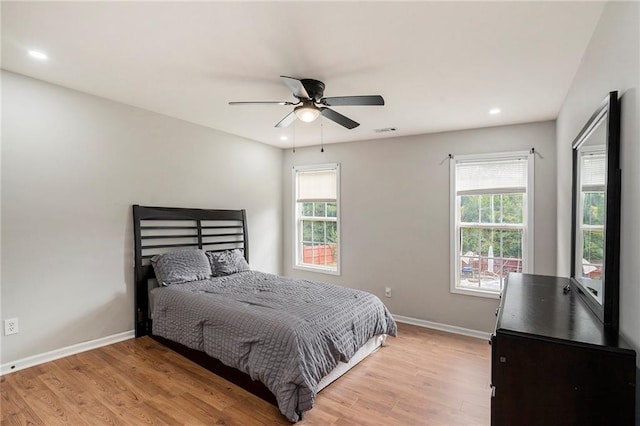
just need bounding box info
[491,273,636,425]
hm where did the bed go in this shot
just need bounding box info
[133,205,397,422]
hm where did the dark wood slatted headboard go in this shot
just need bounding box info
[132,205,248,337]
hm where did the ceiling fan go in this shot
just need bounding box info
[229,76,384,129]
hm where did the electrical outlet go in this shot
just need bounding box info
[4,318,18,335]
[384,287,392,298]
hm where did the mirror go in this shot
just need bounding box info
[570,91,621,332]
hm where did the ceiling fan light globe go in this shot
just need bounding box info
[294,105,321,123]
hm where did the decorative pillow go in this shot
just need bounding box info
[207,249,250,276]
[151,249,212,285]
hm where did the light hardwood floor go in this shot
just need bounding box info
[1,323,491,425]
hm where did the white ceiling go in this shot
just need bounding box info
[2,1,605,148]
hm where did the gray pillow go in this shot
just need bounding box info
[151,249,212,285]
[207,249,250,276]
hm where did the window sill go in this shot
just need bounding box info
[451,287,501,299]
[293,264,341,276]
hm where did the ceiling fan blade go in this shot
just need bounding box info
[320,108,360,129]
[229,101,295,106]
[275,111,297,128]
[280,76,310,99]
[320,95,385,106]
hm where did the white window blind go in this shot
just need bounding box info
[456,158,528,195]
[581,152,606,190]
[296,169,337,202]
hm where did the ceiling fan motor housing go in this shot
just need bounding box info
[300,79,326,101]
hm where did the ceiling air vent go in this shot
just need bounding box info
[373,127,397,133]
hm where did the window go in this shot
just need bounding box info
[450,152,533,297]
[293,164,340,274]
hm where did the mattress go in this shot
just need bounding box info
[317,334,386,392]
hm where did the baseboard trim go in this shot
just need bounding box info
[1,319,487,375]
[393,314,490,340]
[1,330,135,375]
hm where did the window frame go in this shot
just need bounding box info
[449,151,534,298]
[292,163,341,275]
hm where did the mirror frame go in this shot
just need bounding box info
[570,91,621,332]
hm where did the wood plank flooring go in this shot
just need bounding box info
[1,323,491,425]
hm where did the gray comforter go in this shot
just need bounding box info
[150,271,397,422]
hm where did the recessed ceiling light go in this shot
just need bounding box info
[28,50,48,60]
[280,136,288,141]
[489,108,501,115]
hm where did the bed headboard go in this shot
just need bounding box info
[132,205,248,337]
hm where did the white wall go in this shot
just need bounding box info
[556,1,639,360]
[1,71,282,363]
[282,121,556,333]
